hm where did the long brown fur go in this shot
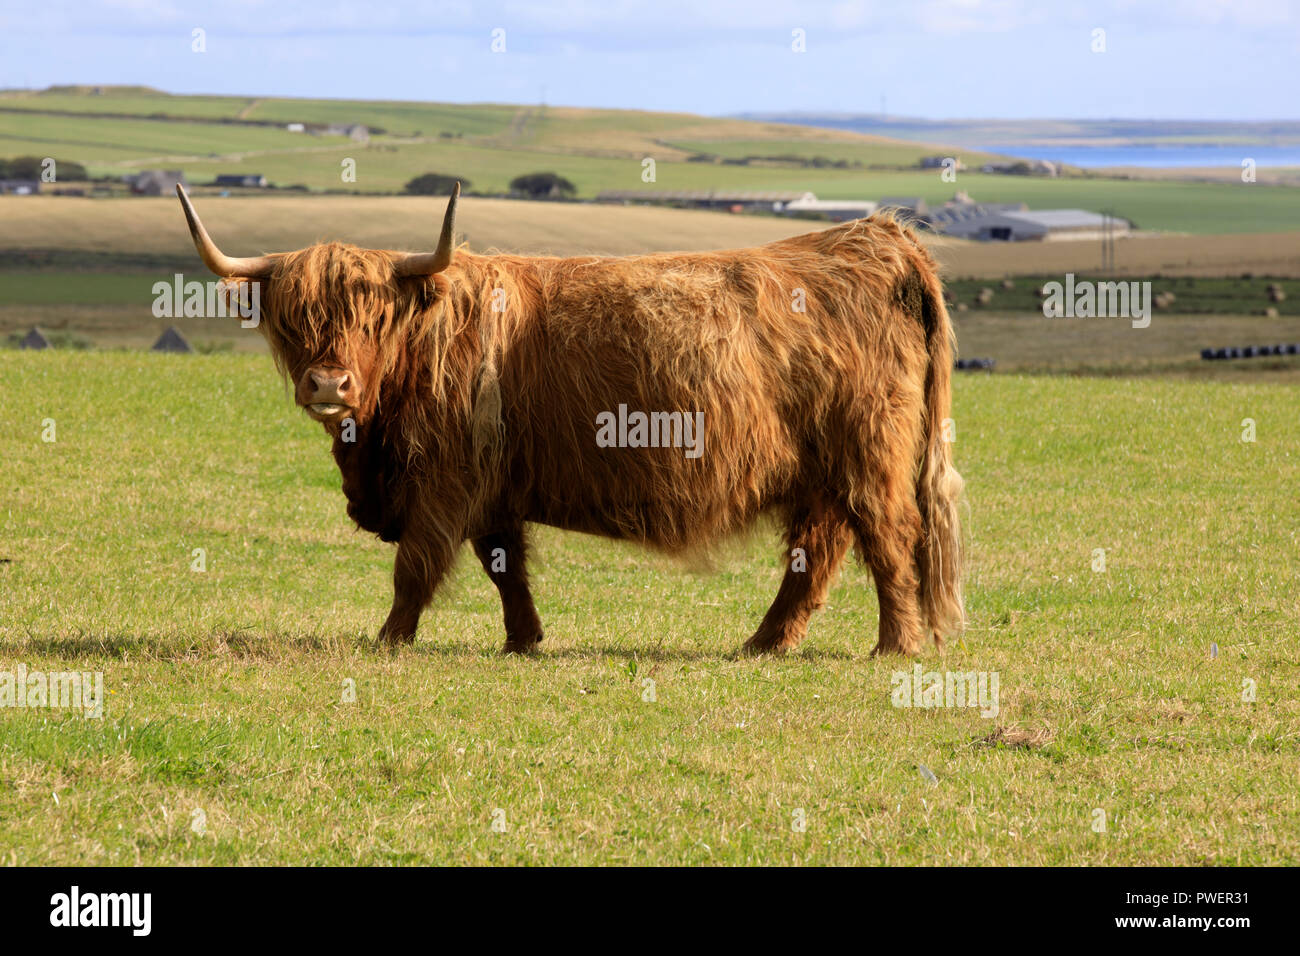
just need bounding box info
[240,212,964,655]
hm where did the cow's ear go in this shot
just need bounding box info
[405,273,450,311]
[216,276,262,313]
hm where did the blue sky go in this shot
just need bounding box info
[2,0,1297,119]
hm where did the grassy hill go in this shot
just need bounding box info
[6,86,1300,234]
[0,85,996,191]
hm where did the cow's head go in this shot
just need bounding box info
[176,184,459,431]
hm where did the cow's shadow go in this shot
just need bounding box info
[16,633,164,660]
[13,632,855,663]
[559,643,855,662]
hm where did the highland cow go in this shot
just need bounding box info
[176,184,963,655]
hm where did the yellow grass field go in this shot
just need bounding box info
[928,231,1300,280]
[2,195,808,259]
[5,195,1300,278]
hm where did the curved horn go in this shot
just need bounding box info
[176,184,277,278]
[393,182,460,277]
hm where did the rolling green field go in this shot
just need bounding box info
[1,353,1296,864]
[0,273,173,306]
[943,275,1299,315]
[5,86,1300,232]
[0,111,349,164]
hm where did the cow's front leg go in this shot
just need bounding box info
[472,527,545,654]
[377,537,453,646]
[744,501,852,655]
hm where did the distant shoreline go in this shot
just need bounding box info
[733,113,1300,171]
[977,143,1300,169]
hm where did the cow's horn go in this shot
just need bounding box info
[176,184,277,278]
[394,182,459,276]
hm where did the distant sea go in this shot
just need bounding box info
[981,143,1300,168]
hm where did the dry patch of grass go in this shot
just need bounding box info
[975,727,1053,750]
[0,196,814,259]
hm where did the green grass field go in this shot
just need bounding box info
[0,111,347,163]
[2,352,1296,864]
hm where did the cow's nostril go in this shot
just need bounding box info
[307,369,352,398]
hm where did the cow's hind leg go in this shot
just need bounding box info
[852,497,926,656]
[744,502,852,655]
[473,526,545,654]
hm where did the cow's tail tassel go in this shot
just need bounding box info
[915,268,966,644]
[469,355,504,478]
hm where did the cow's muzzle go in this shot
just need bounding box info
[299,366,360,422]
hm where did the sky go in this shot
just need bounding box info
[1,0,1297,120]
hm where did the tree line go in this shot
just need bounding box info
[0,156,89,180]
[405,171,577,199]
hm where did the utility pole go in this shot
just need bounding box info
[1101,207,1116,272]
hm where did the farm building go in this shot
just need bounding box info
[214,174,268,188]
[0,179,40,195]
[876,197,930,223]
[597,189,814,213]
[920,156,965,171]
[127,170,187,196]
[324,123,370,143]
[929,200,1029,230]
[939,208,1131,241]
[779,196,878,221]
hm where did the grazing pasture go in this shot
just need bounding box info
[1,353,1296,864]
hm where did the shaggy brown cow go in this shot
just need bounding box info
[176,184,963,655]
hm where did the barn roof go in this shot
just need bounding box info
[782,198,877,211]
[1000,209,1119,228]
[597,189,815,203]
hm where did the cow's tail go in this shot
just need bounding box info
[914,263,965,642]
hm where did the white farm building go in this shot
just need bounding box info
[939,208,1130,242]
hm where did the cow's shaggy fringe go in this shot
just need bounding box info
[248,211,964,653]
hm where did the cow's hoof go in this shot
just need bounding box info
[868,641,918,657]
[741,631,798,656]
[502,633,544,655]
[377,621,417,647]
